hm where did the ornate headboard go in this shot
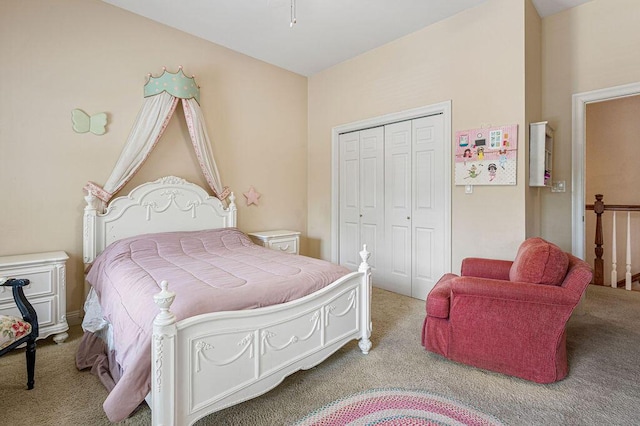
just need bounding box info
[83,176,236,264]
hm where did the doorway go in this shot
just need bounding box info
[572,82,640,260]
[583,95,640,286]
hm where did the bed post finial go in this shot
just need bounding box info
[358,244,370,272]
[153,280,176,326]
[228,192,237,227]
[84,190,98,210]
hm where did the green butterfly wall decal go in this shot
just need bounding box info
[71,109,108,135]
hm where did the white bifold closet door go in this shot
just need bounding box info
[339,114,445,299]
[383,115,446,298]
[338,127,385,279]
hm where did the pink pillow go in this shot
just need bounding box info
[509,238,569,286]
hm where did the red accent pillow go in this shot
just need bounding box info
[509,238,569,286]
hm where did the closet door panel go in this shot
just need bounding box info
[389,225,411,293]
[414,227,434,283]
[412,115,445,299]
[390,154,411,209]
[414,150,434,209]
[339,132,361,270]
[384,121,412,296]
[358,127,385,281]
[340,223,360,268]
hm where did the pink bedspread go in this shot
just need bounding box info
[82,228,349,422]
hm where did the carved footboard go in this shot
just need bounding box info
[152,247,372,426]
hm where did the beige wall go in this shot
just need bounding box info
[308,0,528,270]
[0,0,308,316]
[541,0,640,251]
[585,95,640,283]
[524,0,543,238]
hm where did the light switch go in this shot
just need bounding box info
[465,185,473,194]
[552,181,566,193]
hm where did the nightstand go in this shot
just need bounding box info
[248,230,301,255]
[0,251,69,344]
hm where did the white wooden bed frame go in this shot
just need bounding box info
[83,176,372,426]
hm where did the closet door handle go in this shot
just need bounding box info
[407,216,410,220]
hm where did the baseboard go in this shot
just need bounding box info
[66,310,82,327]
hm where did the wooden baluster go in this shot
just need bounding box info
[626,211,632,290]
[611,211,617,287]
[593,194,605,286]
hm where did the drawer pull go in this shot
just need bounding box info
[279,245,290,251]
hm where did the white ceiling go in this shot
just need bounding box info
[102,0,592,76]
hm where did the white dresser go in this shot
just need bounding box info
[0,251,69,344]
[248,230,301,255]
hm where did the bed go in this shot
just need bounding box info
[80,176,372,425]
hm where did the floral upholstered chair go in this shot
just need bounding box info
[0,278,39,389]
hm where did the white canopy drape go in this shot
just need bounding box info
[84,67,228,206]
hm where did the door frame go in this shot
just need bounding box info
[330,100,452,275]
[572,82,640,258]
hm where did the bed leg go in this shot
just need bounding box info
[358,245,372,355]
[152,280,177,426]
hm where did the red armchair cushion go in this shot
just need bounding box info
[509,237,569,286]
[461,258,513,280]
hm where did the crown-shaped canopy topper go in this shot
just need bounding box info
[144,65,200,104]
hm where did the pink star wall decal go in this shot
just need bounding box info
[243,186,261,206]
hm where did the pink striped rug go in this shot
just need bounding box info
[294,388,504,426]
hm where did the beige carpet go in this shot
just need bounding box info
[2,285,640,425]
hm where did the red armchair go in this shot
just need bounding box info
[422,238,593,383]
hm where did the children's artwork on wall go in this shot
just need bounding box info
[71,109,108,135]
[454,124,518,185]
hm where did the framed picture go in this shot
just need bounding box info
[454,124,518,186]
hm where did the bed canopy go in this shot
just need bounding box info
[84,66,229,206]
